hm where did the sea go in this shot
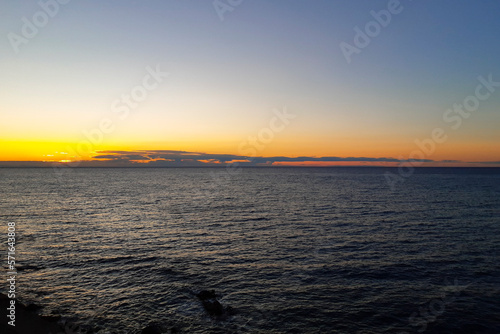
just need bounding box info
[1,167,499,333]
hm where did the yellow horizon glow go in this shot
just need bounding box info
[1,137,498,166]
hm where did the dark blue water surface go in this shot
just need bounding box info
[1,167,499,333]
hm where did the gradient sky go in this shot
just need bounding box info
[1,0,499,166]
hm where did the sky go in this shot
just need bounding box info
[1,0,499,167]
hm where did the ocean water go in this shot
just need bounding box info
[1,167,499,333]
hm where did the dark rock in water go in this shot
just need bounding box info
[202,299,224,316]
[142,323,163,334]
[77,324,96,333]
[0,323,17,334]
[196,289,217,300]
[225,305,237,316]
[40,314,61,322]
[196,289,235,317]
[25,303,42,311]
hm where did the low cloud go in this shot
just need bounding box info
[84,150,452,166]
[3,150,497,167]
[472,161,500,165]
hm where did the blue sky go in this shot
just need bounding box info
[1,0,499,165]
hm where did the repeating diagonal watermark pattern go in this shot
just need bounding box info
[194,106,294,202]
[162,107,296,255]
[340,0,411,64]
[8,0,72,54]
[385,73,499,190]
[52,64,168,181]
[394,278,475,333]
[213,0,243,21]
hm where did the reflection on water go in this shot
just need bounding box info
[1,167,499,333]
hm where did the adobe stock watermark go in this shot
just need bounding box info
[7,0,72,54]
[52,64,168,181]
[6,222,17,327]
[211,106,297,185]
[278,179,337,288]
[340,0,410,64]
[173,107,296,224]
[385,73,499,191]
[213,0,243,21]
[396,278,474,333]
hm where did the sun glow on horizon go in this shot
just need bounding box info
[1,2,499,167]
